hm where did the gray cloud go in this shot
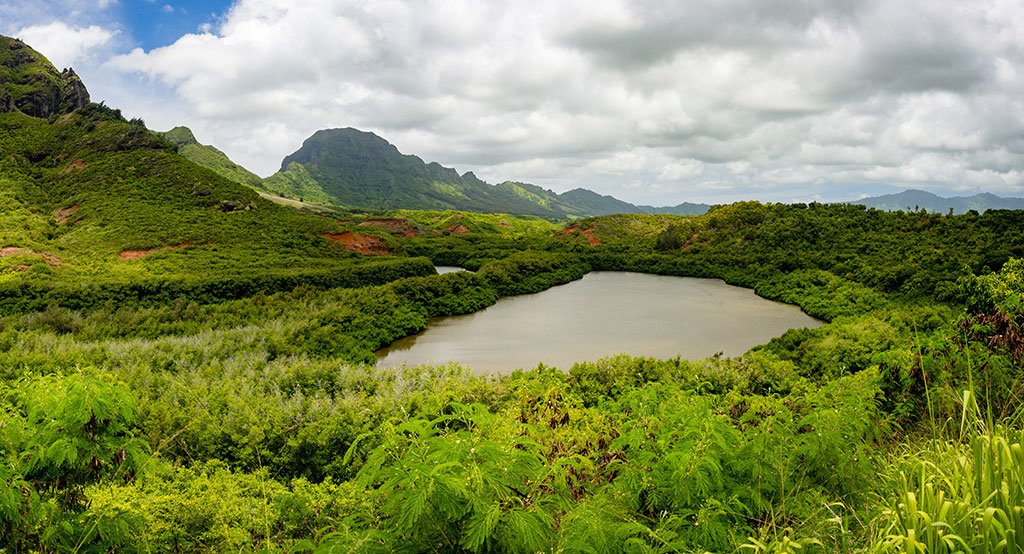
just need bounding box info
[8,0,1024,205]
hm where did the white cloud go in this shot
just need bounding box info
[14,22,117,68]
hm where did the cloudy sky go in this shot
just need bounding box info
[3,0,1024,205]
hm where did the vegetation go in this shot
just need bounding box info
[160,126,264,189]
[2,33,1023,554]
[257,127,709,218]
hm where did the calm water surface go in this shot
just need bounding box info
[376,271,822,373]
[434,266,468,274]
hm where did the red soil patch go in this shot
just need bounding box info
[118,249,153,260]
[321,232,391,255]
[0,247,28,257]
[579,227,602,247]
[359,218,419,238]
[553,224,600,246]
[53,204,80,223]
[1,246,65,266]
[444,224,470,235]
[497,220,512,228]
[61,159,86,173]
[118,243,195,261]
[40,252,66,266]
[554,224,580,238]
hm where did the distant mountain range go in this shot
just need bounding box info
[850,189,1024,214]
[165,127,1024,219]
[169,126,709,218]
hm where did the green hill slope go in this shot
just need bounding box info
[0,36,431,310]
[261,128,564,216]
[160,126,264,188]
[260,127,710,217]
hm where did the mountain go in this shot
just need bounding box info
[852,189,1024,214]
[0,35,429,308]
[160,126,263,188]
[260,128,565,217]
[259,127,710,218]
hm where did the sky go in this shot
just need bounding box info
[3,0,1024,206]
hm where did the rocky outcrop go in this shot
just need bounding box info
[0,89,15,113]
[57,68,90,114]
[0,35,90,118]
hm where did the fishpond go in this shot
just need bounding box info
[376,271,823,373]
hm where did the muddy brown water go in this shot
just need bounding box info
[376,271,823,374]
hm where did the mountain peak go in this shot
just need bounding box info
[0,35,90,118]
[280,127,399,172]
[162,126,199,146]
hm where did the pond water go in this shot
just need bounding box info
[376,271,822,374]
[435,266,468,274]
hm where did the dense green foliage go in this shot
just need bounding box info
[159,126,264,189]
[257,127,708,218]
[3,205,1021,552]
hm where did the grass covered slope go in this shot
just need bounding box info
[160,125,264,189]
[0,37,435,310]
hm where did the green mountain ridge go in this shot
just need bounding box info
[258,127,711,218]
[160,126,264,189]
[851,189,1024,214]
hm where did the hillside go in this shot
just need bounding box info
[851,189,1024,214]
[160,126,264,188]
[0,36,432,310]
[259,127,565,216]
[258,127,710,218]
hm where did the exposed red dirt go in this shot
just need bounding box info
[554,224,580,238]
[359,218,419,238]
[498,220,512,228]
[0,247,28,257]
[579,227,602,247]
[1,246,65,266]
[444,224,470,235]
[553,224,600,246]
[40,252,66,266]
[118,243,195,261]
[53,204,80,223]
[321,232,391,255]
[61,159,86,173]
[118,249,153,260]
